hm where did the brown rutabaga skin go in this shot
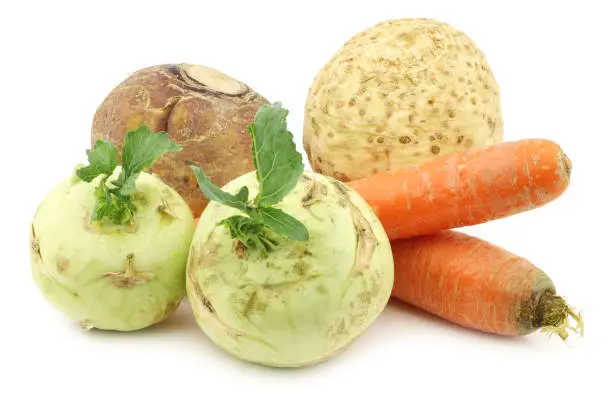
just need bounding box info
[92,63,269,217]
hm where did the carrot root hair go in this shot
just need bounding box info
[538,293,584,340]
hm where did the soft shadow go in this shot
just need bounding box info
[224,350,345,376]
[141,300,203,335]
[80,299,345,374]
[80,299,255,365]
[75,296,538,372]
[383,298,532,345]
[82,299,202,338]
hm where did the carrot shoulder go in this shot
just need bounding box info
[391,230,583,338]
[347,139,571,240]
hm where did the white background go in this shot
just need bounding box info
[2,1,609,407]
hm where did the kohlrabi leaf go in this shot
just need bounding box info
[250,102,304,206]
[108,195,135,225]
[76,139,119,182]
[190,103,310,254]
[259,207,309,241]
[218,215,253,239]
[191,166,250,211]
[117,173,140,196]
[90,179,134,225]
[78,125,181,226]
[92,178,113,221]
[120,125,182,181]
[219,215,279,253]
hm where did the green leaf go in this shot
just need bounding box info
[245,206,264,223]
[259,207,309,241]
[188,104,310,254]
[76,139,119,182]
[91,178,135,225]
[111,194,135,224]
[120,125,182,178]
[191,166,250,211]
[117,173,140,196]
[218,216,278,252]
[92,178,113,222]
[219,215,257,240]
[250,102,304,206]
[78,125,181,226]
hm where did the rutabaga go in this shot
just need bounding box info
[186,103,394,367]
[30,126,195,331]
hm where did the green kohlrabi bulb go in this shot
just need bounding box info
[186,171,394,367]
[30,169,195,331]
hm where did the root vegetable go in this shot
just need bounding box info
[304,18,503,181]
[30,127,195,331]
[186,103,394,367]
[391,231,583,339]
[91,63,269,217]
[347,139,571,240]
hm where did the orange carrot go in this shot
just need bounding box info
[391,230,583,339]
[347,139,571,240]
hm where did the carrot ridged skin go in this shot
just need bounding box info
[391,231,553,336]
[348,139,571,240]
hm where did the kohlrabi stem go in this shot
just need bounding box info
[157,197,176,218]
[125,254,136,279]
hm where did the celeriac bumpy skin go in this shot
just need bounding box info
[30,168,195,331]
[186,171,394,367]
[303,18,503,181]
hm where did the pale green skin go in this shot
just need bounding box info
[186,171,394,367]
[30,168,195,331]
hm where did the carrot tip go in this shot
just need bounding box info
[559,149,572,182]
[538,294,584,341]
